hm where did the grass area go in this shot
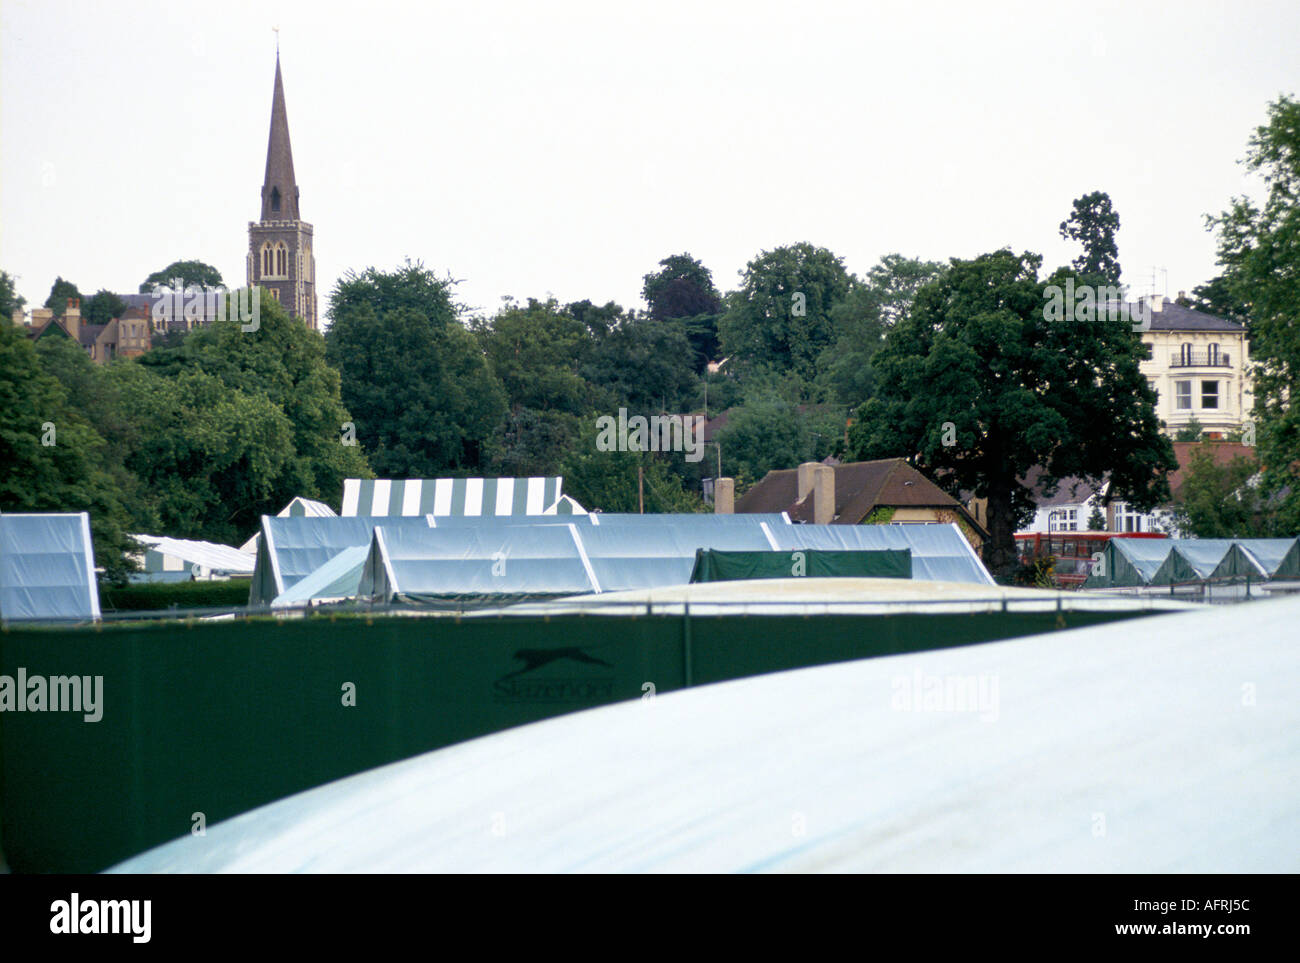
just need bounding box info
[99,578,252,612]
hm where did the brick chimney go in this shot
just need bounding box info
[813,464,835,524]
[797,462,820,501]
[714,477,734,514]
[64,297,81,342]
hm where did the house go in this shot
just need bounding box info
[1138,296,1253,439]
[1013,441,1259,537]
[729,458,988,553]
[15,297,152,363]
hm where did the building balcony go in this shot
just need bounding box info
[1169,350,1231,368]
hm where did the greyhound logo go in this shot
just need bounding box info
[493,647,616,702]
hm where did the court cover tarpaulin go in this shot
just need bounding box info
[0,512,100,622]
[689,548,912,583]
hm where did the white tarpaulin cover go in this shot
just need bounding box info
[358,519,995,601]
[109,594,1300,872]
[132,535,255,577]
[0,512,100,622]
[769,522,994,586]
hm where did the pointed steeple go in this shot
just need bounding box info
[260,54,300,221]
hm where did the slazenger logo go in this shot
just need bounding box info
[50,893,150,943]
[492,647,615,702]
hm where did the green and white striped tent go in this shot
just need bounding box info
[342,478,583,518]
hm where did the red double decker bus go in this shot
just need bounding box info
[1015,531,1168,587]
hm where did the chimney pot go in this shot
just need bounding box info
[714,477,735,515]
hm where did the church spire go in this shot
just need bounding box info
[260,53,299,221]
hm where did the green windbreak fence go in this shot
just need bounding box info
[2,606,1155,873]
[690,548,912,582]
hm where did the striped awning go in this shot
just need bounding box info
[342,478,572,517]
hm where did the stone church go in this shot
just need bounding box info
[247,54,318,330]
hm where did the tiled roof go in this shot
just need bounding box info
[736,458,985,535]
[1145,301,1244,333]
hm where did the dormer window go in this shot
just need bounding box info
[271,187,281,214]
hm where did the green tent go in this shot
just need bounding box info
[689,548,912,583]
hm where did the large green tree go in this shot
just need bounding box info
[642,254,723,369]
[718,242,853,382]
[1059,191,1122,286]
[81,289,128,325]
[848,249,1175,578]
[1209,94,1300,532]
[139,260,224,294]
[0,320,138,580]
[43,277,81,318]
[1173,447,1273,537]
[1,270,25,320]
[327,265,505,478]
[818,254,944,407]
[582,313,698,413]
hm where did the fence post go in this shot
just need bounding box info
[683,600,693,688]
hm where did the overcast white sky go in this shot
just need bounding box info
[3,0,1297,325]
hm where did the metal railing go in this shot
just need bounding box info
[1170,350,1231,367]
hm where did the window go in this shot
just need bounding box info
[271,187,281,214]
[261,243,273,277]
[1201,381,1220,409]
[1207,343,1219,365]
[1180,343,1193,366]
[1175,381,1192,410]
[1049,508,1078,533]
[1115,502,1144,533]
[275,243,287,276]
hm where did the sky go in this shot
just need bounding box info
[3,0,1297,325]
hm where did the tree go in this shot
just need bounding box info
[326,265,505,478]
[44,277,82,318]
[139,260,224,294]
[1173,447,1272,537]
[1209,94,1300,532]
[715,392,841,491]
[1173,418,1204,442]
[582,313,698,413]
[1086,504,1106,530]
[718,243,853,382]
[144,293,372,511]
[1059,191,1122,285]
[560,420,704,513]
[643,254,723,370]
[81,290,128,325]
[0,270,25,320]
[848,249,1176,579]
[1176,275,1250,323]
[818,254,944,407]
[0,320,138,580]
[643,254,722,321]
[105,365,296,544]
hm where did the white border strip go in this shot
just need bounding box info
[759,520,780,551]
[569,524,602,593]
[80,511,101,620]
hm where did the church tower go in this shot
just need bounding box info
[247,53,317,329]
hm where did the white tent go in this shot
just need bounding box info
[131,535,255,581]
[108,594,1300,872]
[0,512,100,622]
[239,497,338,553]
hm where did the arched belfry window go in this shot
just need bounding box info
[261,243,273,277]
[271,187,281,215]
[275,243,288,277]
